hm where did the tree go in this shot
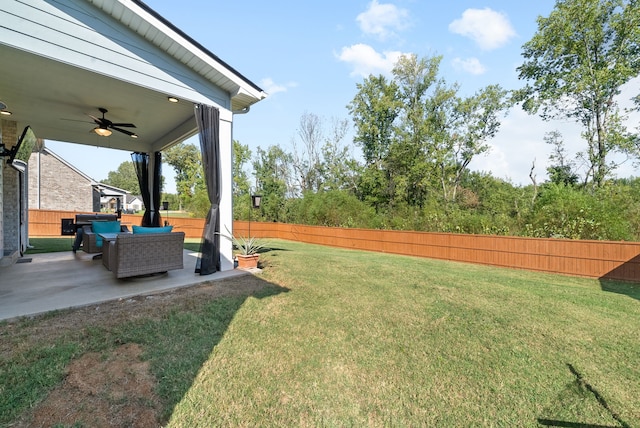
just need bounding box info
[348,75,401,165]
[290,113,359,194]
[348,53,508,207]
[388,54,442,207]
[516,0,640,188]
[545,130,580,185]
[347,74,401,209]
[232,140,252,220]
[429,84,508,202]
[320,117,361,192]
[253,145,293,222]
[101,161,140,193]
[164,143,202,210]
[291,112,324,194]
[233,140,252,196]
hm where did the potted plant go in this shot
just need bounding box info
[220,228,268,269]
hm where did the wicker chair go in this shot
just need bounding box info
[82,224,130,254]
[102,232,185,278]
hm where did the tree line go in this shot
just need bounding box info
[103,0,640,241]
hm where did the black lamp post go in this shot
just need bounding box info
[248,194,262,238]
[162,201,169,226]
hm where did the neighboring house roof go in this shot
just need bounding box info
[96,183,130,197]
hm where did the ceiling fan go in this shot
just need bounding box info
[89,107,137,138]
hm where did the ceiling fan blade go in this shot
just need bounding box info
[111,126,136,136]
[110,122,136,128]
[87,114,104,126]
[61,118,92,123]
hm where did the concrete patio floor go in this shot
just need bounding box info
[0,250,248,321]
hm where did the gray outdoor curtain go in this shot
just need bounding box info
[194,104,221,275]
[131,152,152,226]
[131,151,162,227]
[151,151,162,227]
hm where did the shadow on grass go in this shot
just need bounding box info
[111,279,290,423]
[537,364,630,428]
[598,279,640,302]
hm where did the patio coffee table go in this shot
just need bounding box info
[97,232,125,242]
[97,232,131,263]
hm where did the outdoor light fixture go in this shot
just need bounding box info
[94,126,112,137]
[131,133,138,139]
[162,201,170,226]
[0,101,12,115]
[248,194,262,238]
[167,96,179,103]
[248,195,262,238]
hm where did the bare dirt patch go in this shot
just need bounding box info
[22,343,159,428]
[4,274,271,427]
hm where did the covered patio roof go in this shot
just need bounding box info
[0,0,266,153]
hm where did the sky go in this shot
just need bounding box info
[47,0,640,193]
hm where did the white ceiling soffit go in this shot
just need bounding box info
[87,0,267,111]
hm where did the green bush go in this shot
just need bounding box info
[524,183,634,240]
[290,190,378,228]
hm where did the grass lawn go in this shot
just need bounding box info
[3,239,640,426]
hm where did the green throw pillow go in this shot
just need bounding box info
[91,220,121,247]
[132,225,173,234]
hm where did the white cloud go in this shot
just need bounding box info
[337,43,406,78]
[449,8,516,51]
[356,0,411,41]
[260,78,298,96]
[452,57,486,75]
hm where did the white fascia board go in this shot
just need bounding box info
[89,0,267,108]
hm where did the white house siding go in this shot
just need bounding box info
[0,0,231,112]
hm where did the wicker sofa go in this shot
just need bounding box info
[81,223,130,254]
[102,232,185,278]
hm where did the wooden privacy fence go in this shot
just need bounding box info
[29,210,640,282]
[236,220,640,282]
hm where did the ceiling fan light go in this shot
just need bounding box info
[94,127,112,137]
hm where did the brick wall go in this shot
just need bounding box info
[2,120,19,253]
[28,149,93,211]
[0,122,3,257]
